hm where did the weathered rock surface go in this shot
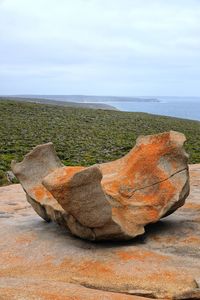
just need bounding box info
[11,131,189,241]
[0,164,200,299]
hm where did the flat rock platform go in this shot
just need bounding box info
[0,165,200,299]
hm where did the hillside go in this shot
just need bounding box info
[0,96,117,110]
[0,99,199,185]
[8,94,160,102]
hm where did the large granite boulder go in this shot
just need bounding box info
[11,131,189,241]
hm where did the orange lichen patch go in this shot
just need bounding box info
[0,285,150,300]
[42,255,56,264]
[146,270,194,286]
[78,260,113,276]
[0,252,57,279]
[101,132,179,209]
[0,261,63,281]
[112,205,160,229]
[147,209,160,220]
[29,184,63,211]
[132,178,176,207]
[15,233,36,244]
[45,166,86,186]
[101,133,173,181]
[111,205,162,236]
[29,292,73,300]
[0,257,114,285]
[59,258,114,278]
[183,202,200,210]
[0,289,73,300]
[111,207,138,236]
[115,249,169,262]
[30,184,54,202]
[0,252,25,266]
[181,236,200,244]
[0,290,128,300]
[152,234,200,247]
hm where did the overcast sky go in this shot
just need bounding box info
[0,0,200,96]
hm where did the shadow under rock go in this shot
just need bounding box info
[33,217,147,250]
[18,213,186,251]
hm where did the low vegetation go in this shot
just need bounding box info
[0,99,199,185]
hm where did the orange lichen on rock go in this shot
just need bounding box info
[145,270,198,295]
[15,233,36,244]
[101,132,183,194]
[30,185,54,202]
[45,166,86,186]
[183,202,200,210]
[115,249,169,262]
[77,260,114,277]
[11,131,189,241]
[181,236,200,244]
[0,281,151,300]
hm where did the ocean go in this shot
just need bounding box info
[101,97,200,121]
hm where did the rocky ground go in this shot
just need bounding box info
[0,164,200,300]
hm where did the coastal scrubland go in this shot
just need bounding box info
[0,99,199,185]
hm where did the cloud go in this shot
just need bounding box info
[0,0,200,95]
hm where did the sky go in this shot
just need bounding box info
[0,0,200,96]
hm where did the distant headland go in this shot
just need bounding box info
[7,94,160,103]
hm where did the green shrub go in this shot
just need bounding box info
[0,99,200,186]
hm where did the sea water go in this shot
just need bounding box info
[103,97,200,121]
